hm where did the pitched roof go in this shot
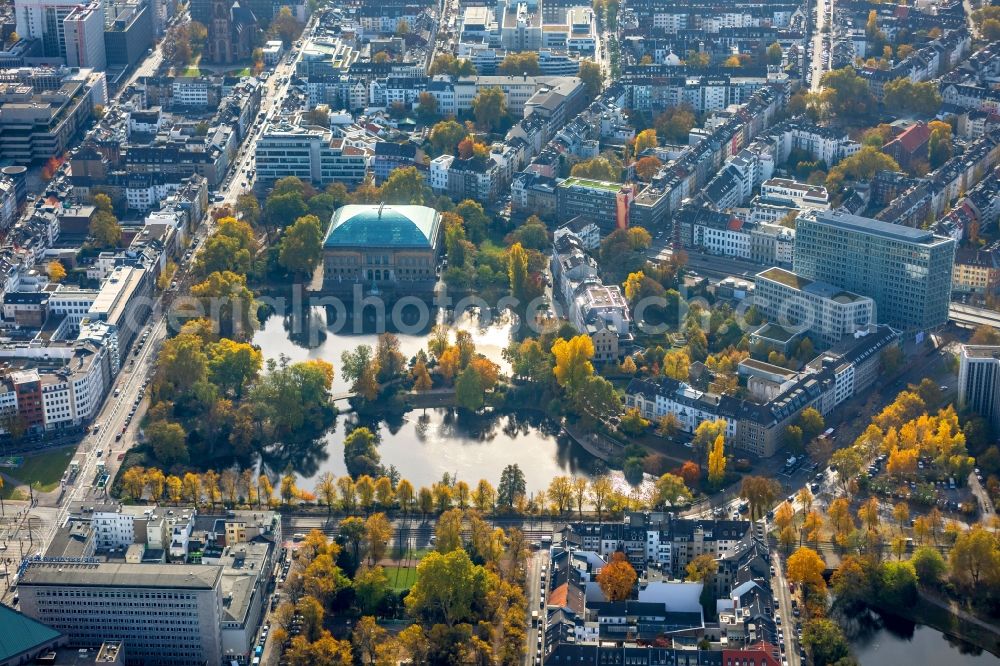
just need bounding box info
[889,122,931,154]
[0,604,63,662]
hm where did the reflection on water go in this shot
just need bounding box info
[253,303,515,395]
[253,302,648,492]
[297,408,602,491]
[849,608,999,665]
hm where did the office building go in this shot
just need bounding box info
[17,561,224,666]
[105,0,155,69]
[63,2,106,70]
[14,0,81,59]
[793,211,955,331]
[754,267,875,347]
[555,177,634,232]
[322,204,442,297]
[85,265,152,352]
[255,122,368,188]
[0,70,104,162]
[958,345,1000,432]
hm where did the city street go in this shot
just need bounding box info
[525,549,549,665]
[0,13,318,599]
[810,0,833,92]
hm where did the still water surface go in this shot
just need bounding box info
[252,305,639,492]
[850,609,999,665]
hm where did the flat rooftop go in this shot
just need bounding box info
[962,344,1000,360]
[560,176,622,191]
[759,267,867,303]
[752,322,799,343]
[812,210,947,245]
[19,562,223,590]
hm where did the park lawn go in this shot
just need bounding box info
[3,447,74,496]
[382,565,418,592]
[183,66,202,76]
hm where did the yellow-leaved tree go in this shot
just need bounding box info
[707,433,726,487]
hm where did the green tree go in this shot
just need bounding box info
[265,191,309,229]
[818,66,876,118]
[341,345,379,402]
[190,271,257,339]
[578,59,604,98]
[147,420,189,465]
[497,463,526,509]
[803,618,853,665]
[404,549,491,626]
[910,546,947,586]
[879,560,918,607]
[235,192,261,225]
[455,364,486,411]
[506,242,531,302]
[278,214,324,276]
[471,86,507,132]
[379,166,431,205]
[343,426,381,479]
[453,199,490,244]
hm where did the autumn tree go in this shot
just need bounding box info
[90,194,122,247]
[686,553,718,582]
[47,260,66,282]
[552,335,595,397]
[635,155,663,181]
[787,546,827,597]
[570,156,618,181]
[597,552,637,601]
[633,128,658,154]
[429,119,469,156]
[498,51,541,75]
[707,434,726,487]
[472,86,507,132]
[740,476,781,520]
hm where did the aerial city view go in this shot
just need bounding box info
[1,0,1000,663]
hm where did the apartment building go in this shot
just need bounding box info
[625,325,898,457]
[754,267,875,347]
[566,513,752,578]
[17,562,224,666]
[952,247,1000,294]
[958,345,1000,432]
[793,211,955,331]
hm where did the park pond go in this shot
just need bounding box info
[849,608,1000,665]
[251,302,654,495]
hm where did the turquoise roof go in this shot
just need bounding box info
[324,204,441,249]
[0,603,63,661]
